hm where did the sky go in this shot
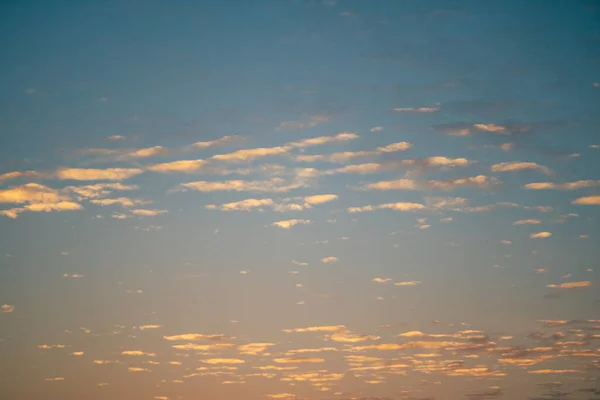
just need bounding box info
[1,0,600,399]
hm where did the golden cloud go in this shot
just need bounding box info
[282,325,346,333]
[303,194,338,205]
[525,180,599,190]
[572,195,600,205]
[272,219,311,229]
[55,168,143,181]
[530,232,552,239]
[491,161,550,174]
[163,333,231,341]
[546,281,591,289]
[201,358,245,364]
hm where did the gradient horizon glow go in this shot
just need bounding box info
[1,1,599,399]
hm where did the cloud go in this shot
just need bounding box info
[0,170,43,183]
[303,194,338,205]
[361,179,418,191]
[376,142,413,152]
[347,202,425,213]
[38,344,66,349]
[131,209,167,217]
[139,325,163,330]
[211,147,289,163]
[431,122,532,136]
[183,135,241,151]
[360,175,498,192]
[528,369,581,374]
[237,343,275,355]
[90,197,146,207]
[370,126,383,133]
[0,183,67,204]
[1,304,14,313]
[56,168,143,181]
[294,151,375,163]
[286,132,359,149]
[0,184,83,218]
[146,159,207,173]
[491,162,550,174]
[272,357,325,364]
[106,135,126,141]
[372,278,392,283]
[329,330,380,343]
[394,281,421,286]
[546,281,591,289]
[128,367,151,372]
[326,163,385,175]
[181,177,308,193]
[208,198,274,212]
[572,195,600,205]
[272,219,311,229]
[524,180,600,190]
[163,333,231,341]
[201,358,245,364]
[427,175,499,191]
[530,232,552,239]
[171,343,236,351]
[65,183,138,199]
[321,256,338,264]
[292,260,308,266]
[121,350,156,356]
[276,114,331,130]
[282,325,346,333]
[393,107,439,113]
[513,219,541,225]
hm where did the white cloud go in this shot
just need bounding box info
[321,256,338,264]
[272,219,311,229]
[491,161,550,175]
[303,194,338,205]
[530,232,552,239]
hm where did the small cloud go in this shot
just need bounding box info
[272,219,311,229]
[163,333,231,341]
[1,304,15,313]
[292,260,308,266]
[106,135,126,141]
[139,325,163,330]
[131,209,167,217]
[303,194,338,205]
[70,351,84,356]
[530,232,552,239]
[491,161,550,175]
[572,195,600,205]
[201,358,245,365]
[536,268,548,273]
[394,281,421,286]
[98,97,109,102]
[56,168,143,181]
[525,180,599,190]
[122,350,157,357]
[25,88,36,95]
[128,367,151,372]
[393,107,439,113]
[546,281,591,289]
[513,219,541,225]
[372,278,392,283]
[44,377,65,381]
[370,126,383,133]
[273,357,324,364]
[376,142,413,153]
[593,82,600,88]
[321,256,338,264]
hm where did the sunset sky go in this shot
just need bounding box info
[1,1,600,399]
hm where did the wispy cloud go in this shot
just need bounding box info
[491,161,550,174]
[525,180,600,190]
[272,219,311,229]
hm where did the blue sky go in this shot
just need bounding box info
[1,1,600,399]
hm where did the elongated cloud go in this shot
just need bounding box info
[211,146,289,163]
[376,142,413,152]
[394,281,421,286]
[546,281,591,289]
[393,107,439,113]
[303,194,338,205]
[286,132,359,149]
[121,350,156,357]
[238,343,275,355]
[201,358,245,364]
[321,256,338,264]
[530,232,552,239]
[491,161,550,174]
[524,180,600,190]
[146,159,207,173]
[572,195,600,205]
[56,168,143,181]
[0,170,43,183]
[347,202,425,213]
[131,209,167,217]
[272,219,311,229]
[360,175,498,192]
[372,278,392,283]
[513,219,541,225]
[163,333,231,341]
[282,325,346,333]
[207,198,274,212]
[181,178,307,193]
[272,357,324,364]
